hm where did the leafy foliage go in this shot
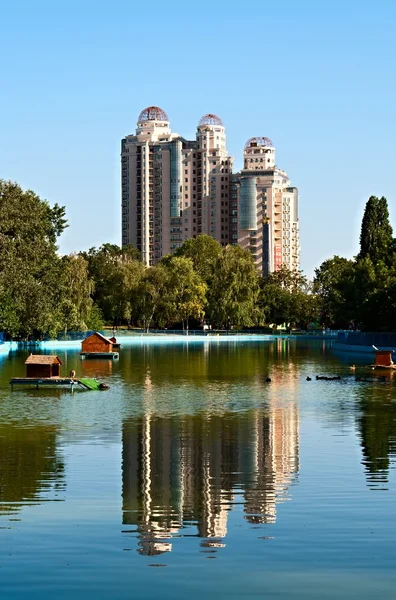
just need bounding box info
[207,245,260,328]
[3,181,396,339]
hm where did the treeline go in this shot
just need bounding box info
[314,196,396,331]
[0,179,394,339]
[80,238,317,332]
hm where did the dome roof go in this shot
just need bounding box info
[198,113,224,127]
[245,136,274,149]
[138,106,169,122]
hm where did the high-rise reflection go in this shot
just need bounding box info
[122,376,299,554]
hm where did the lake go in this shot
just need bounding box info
[0,338,395,599]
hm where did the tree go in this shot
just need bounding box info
[260,267,318,328]
[86,304,105,331]
[132,264,169,330]
[55,254,94,332]
[160,256,207,330]
[83,244,144,326]
[0,180,67,339]
[359,196,393,265]
[313,256,356,328]
[174,235,221,283]
[207,245,260,329]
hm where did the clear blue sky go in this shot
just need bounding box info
[1,0,395,276]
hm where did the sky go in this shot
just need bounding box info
[1,0,395,277]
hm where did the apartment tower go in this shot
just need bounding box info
[121,106,233,266]
[233,137,299,275]
[121,107,299,272]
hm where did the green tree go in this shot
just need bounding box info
[207,245,260,329]
[359,196,393,265]
[313,256,356,328]
[161,256,207,330]
[83,244,144,326]
[86,303,105,331]
[260,267,318,329]
[174,235,221,283]
[0,180,67,339]
[132,263,169,330]
[55,254,94,332]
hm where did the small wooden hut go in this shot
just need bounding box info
[25,355,62,378]
[373,349,394,369]
[81,332,118,358]
[109,336,120,350]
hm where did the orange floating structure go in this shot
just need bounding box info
[370,348,396,370]
[80,332,119,359]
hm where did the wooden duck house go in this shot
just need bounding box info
[109,336,120,350]
[373,349,395,369]
[81,332,119,359]
[25,355,62,378]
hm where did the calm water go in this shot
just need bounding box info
[0,339,395,599]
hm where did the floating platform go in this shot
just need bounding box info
[80,352,119,360]
[10,377,77,390]
[10,377,109,390]
[78,378,109,390]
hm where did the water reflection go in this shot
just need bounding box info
[122,404,299,555]
[355,382,396,489]
[0,424,65,516]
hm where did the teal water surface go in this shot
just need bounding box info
[0,339,395,599]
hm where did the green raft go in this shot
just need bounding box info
[78,378,108,390]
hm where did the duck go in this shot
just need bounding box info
[306,377,312,381]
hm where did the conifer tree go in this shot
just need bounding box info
[359,196,393,264]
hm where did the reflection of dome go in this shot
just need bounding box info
[245,136,273,149]
[198,113,224,127]
[138,106,169,122]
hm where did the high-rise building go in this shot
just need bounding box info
[233,137,299,275]
[121,107,299,272]
[121,106,232,266]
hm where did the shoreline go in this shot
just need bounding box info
[0,332,335,351]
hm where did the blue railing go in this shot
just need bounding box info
[337,331,396,347]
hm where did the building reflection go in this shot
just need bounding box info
[122,374,299,554]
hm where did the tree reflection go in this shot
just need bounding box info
[355,381,396,488]
[0,425,65,515]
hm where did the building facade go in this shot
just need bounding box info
[121,106,299,272]
[121,106,232,266]
[233,137,299,275]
